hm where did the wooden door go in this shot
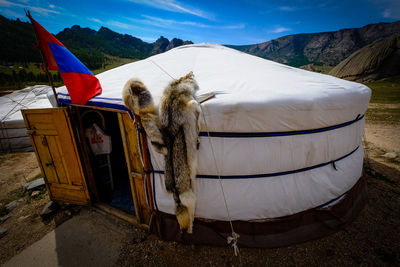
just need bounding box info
[118,113,152,225]
[22,108,90,205]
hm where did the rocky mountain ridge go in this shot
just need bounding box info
[229,21,400,67]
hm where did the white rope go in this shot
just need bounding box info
[145,60,242,262]
[199,104,241,263]
[147,59,176,80]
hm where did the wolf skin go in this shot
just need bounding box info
[159,72,201,234]
[122,78,167,154]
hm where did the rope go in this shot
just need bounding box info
[199,104,241,263]
[145,59,241,262]
[147,59,176,80]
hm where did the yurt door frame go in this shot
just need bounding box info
[71,105,152,226]
[22,107,152,227]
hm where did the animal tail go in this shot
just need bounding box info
[174,189,196,234]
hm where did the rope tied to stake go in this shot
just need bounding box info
[227,232,240,256]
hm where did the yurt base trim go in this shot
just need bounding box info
[149,175,367,248]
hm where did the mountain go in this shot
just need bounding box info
[229,21,400,67]
[54,26,193,69]
[329,35,400,82]
[0,15,41,63]
[0,15,192,69]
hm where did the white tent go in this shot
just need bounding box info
[0,85,53,153]
[54,44,370,246]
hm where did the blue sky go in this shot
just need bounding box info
[1,0,399,45]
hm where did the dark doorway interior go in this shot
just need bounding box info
[80,108,135,215]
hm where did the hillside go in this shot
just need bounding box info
[0,15,192,69]
[229,21,400,67]
[329,35,400,82]
[0,15,41,63]
[0,15,192,89]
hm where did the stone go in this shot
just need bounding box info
[5,200,18,211]
[40,201,60,219]
[0,227,8,238]
[31,191,41,198]
[0,215,11,224]
[24,178,45,191]
[383,152,397,159]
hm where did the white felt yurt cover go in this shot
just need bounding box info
[0,85,53,153]
[57,44,371,221]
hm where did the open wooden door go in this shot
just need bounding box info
[118,113,152,225]
[22,108,90,205]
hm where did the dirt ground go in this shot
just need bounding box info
[0,105,399,266]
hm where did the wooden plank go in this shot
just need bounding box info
[23,113,54,124]
[23,112,54,200]
[32,135,59,184]
[74,106,99,201]
[55,110,87,188]
[118,113,142,223]
[49,182,85,191]
[49,185,88,205]
[95,203,147,228]
[133,175,151,224]
[136,118,155,213]
[46,136,68,185]
[22,108,90,205]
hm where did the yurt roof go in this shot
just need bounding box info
[57,43,371,132]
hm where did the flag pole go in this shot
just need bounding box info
[25,9,59,107]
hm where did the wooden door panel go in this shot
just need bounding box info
[46,135,69,185]
[22,108,90,205]
[118,113,151,225]
[32,135,59,184]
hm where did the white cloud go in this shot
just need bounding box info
[270,26,291,33]
[0,0,60,15]
[49,4,55,8]
[382,6,400,19]
[137,36,157,42]
[89,17,103,24]
[128,0,214,20]
[278,6,296,11]
[107,20,132,29]
[1,8,25,19]
[221,23,245,30]
[127,15,245,30]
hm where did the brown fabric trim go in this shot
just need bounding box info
[150,175,367,248]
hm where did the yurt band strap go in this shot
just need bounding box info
[198,114,364,138]
[150,145,360,179]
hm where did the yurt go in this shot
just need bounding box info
[0,85,53,153]
[23,44,371,248]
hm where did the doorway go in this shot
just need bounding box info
[79,107,135,215]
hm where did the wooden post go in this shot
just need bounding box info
[25,9,59,107]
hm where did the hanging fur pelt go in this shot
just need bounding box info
[159,72,201,234]
[122,78,167,155]
[122,72,201,233]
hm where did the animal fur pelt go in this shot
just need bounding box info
[159,72,201,233]
[122,73,201,233]
[122,78,167,155]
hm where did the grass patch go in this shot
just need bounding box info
[364,76,400,104]
[0,187,24,205]
[92,55,136,75]
[27,187,48,203]
[0,187,25,216]
[28,173,43,183]
[366,108,400,124]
